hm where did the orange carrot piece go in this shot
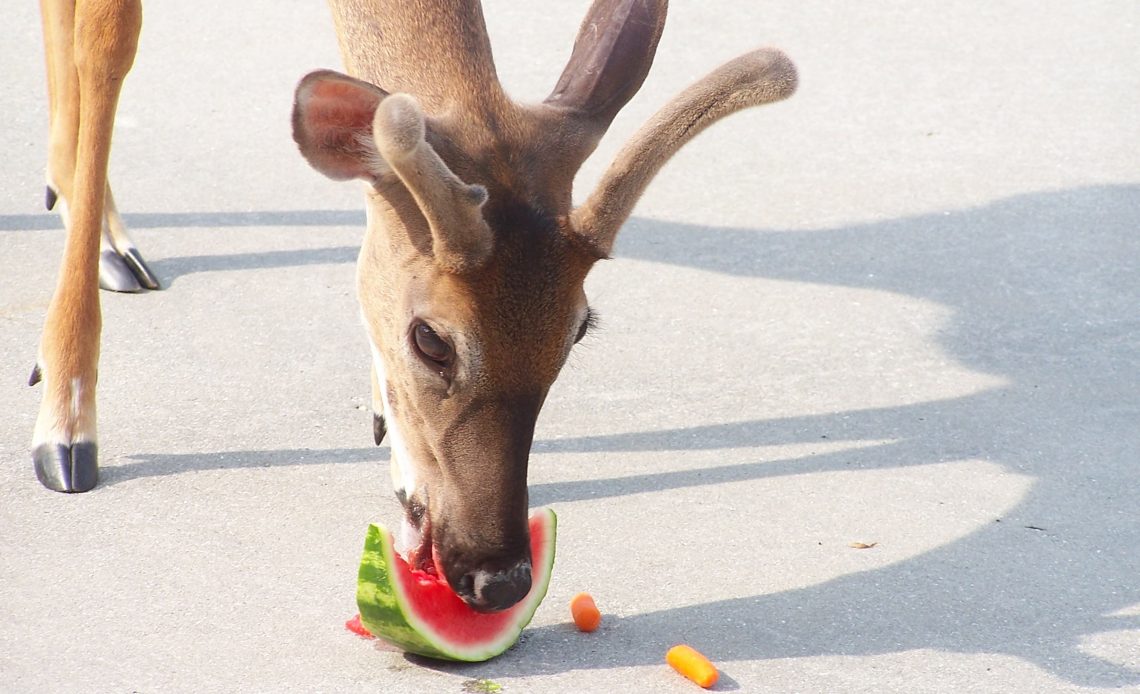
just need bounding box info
[666,644,719,688]
[569,592,602,632]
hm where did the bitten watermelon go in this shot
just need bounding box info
[355,507,556,661]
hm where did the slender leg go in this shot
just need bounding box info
[104,184,161,290]
[41,0,80,221]
[32,0,142,492]
[42,0,157,294]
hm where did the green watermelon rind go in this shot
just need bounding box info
[356,507,557,662]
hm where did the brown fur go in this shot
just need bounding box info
[35,0,794,607]
[34,0,141,468]
[296,0,796,602]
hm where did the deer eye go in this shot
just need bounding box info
[412,322,453,366]
[574,307,599,344]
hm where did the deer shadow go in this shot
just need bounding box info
[0,209,362,287]
[408,184,1140,687]
[90,185,1138,686]
[125,210,363,284]
[0,209,364,232]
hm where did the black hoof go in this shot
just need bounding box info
[99,250,144,293]
[122,247,161,290]
[33,442,99,493]
[29,364,42,387]
[373,413,387,446]
[46,185,58,211]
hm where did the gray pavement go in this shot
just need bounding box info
[2,1,1138,692]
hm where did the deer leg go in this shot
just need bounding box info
[103,184,161,289]
[41,0,156,294]
[40,0,79,223]
[32,0,141,492]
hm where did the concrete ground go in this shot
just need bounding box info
[2,1,1138,692]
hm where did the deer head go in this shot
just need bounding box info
[292,0,796,611]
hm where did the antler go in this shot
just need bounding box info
[571,48,798,255]
[372,94,493,272]
[292,72,493,273]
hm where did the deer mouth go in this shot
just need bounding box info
[397,495,444,577]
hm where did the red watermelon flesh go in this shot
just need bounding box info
[344,613,373,638]
[355,507,556,661]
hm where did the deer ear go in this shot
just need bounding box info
[292,70,391,181]
[545,0,667,132]
[372,95,494,273]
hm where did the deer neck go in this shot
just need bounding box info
[328,0,507,119]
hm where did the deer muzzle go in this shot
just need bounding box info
[452,555,533,613]
[400,391,544,611]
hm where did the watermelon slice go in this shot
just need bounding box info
[355,507,556,662]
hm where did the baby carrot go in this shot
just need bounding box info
[569,592,602,632]
[666,644,719,688]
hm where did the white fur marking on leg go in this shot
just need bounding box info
[56,197,70,229]
[69,377,83,423]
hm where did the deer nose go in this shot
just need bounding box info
[456,559,532,613]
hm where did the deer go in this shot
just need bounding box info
[31,0,796,612]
